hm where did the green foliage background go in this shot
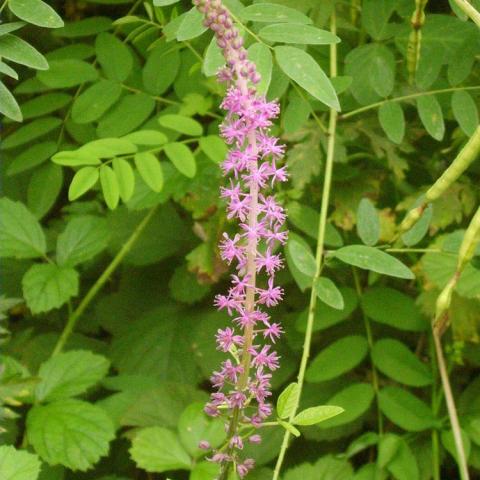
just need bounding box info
[1,0,480,479]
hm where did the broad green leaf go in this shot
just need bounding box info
[0,34,48,70]
[378,102,405,144]
[27,163,63,218]
[361,0,396,40]
[113,158,135,202]
[293,406,344,426]
[417,95,445,141]
[372,338,432,387]
[123,130,168,146]
[164,142,197,178]
[134,152,164,192]
[0,80,21,121]
[247,42,272,95]
[0,198,46,259]
[36,350,110,402]
[277,383,300,419]
[80,137,137,158]
[203,37,224,77]
[402,203,433,247]
[241,3,312,24]
[20,92,72,119]
[361,286,427,331]
[177,7,207,41]
[71,79,122,124]
[130,426,191,472]
[190,462,220,480]
[285,232,313,290]
[22,264,79,314]
[27,399,115,470]
[380,435,420,480]
[158,114,203,136]
[199,135,227,164]
[38,59,98,88]
[306,335,368,383]
[379,386,437,431]
[95,32,133,82]
[57,215,110,267]
[9,0,64,28]
[334,245,414,279]
[52,150,101,166]
[100,165,120,210]
[278,419,301,437]
[53,16,112,38]
[69,167,99,201]
[315,277,344,310]
[7,141,56,175]
[286,236,316,278]
[2,116,61,149]
[368,45,395,97]
[259,24,339,45]
[356,198,380,246]
[143,45,180,95]
[275,46,339,111]
[0,445,41,480]
[451,90,478,137]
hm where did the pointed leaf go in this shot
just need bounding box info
[277,383,299,419]
[0,34,48,70]
[292,406,344,426]
[100,165,120,210]
[8,0,63,28]
[0,80,22,121]
[68,166,99,201]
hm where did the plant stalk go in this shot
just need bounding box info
[453,0,480,27]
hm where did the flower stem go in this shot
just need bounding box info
[51,206,158,356]
[272,9,338,479]
[453,0,480,27]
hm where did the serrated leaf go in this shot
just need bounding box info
[100,165,120,210]
[0,198,46,259]
[36,350,110,402]
[0,80,22,121]
[0,445,41,480]
[112,158,135,202]
[0,34,48,70]
[259,24,339,45]
[315,277,344,310]
[378,102,405,144]
[293,406,344,426]
[164,142,196,178]
[134,152,164,192]
[286,237,316,278]
[158,114,203,136]
[57,215,110,267]
[275,46,339,111]
[38,59,98,88]
[334,245,414,279]
[417,95,445,141]
[356,198,380,246]
[22,264,79,314]
[130,426,191,472]
[241,3,312,24]
[95,32,133,82]
[9,0,63,28]
[27,399,115,470]
[277,383,299,419]
[68,167,99,201]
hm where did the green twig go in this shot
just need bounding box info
[453,0,480,27]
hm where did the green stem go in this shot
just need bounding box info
[0,0,9,14]
[453,0,480,27]
[51,206,158,356]
[272,9,338,480]
[340,85,480,120]
[430,337,441,480]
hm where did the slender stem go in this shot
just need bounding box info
[272,9,338,480]
[51,206,158,356]
[453,0,480,27]
[430,336,441,480]
[340,85,480,120]
[0,0,9,14]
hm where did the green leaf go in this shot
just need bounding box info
[95,32,132,82]
[190,462,220,480]
[259,24,339,45]
[247,42,272,95]
[123,130,168,146]
[38,59,98,88]
[130,426,192,472]
[134,152,164,192]
[315,277,344,310]
[53,16,112,38]
[417,95,445,141]
[52,150,101,167]
[306,335,368,383]
[71,79,122,124]
[143,44,180,95]
[361,0,396,40]
[0,198,46,259]
[0,34,48,70]
[80,138,137,158]
[286,236,316,278]
[451,90,478,137]
[7,141,56,175]
[177,7,207,41]
[27,399,115,470]
[2,116,61,149]
[378,386,437,431]
[275,46,339,111]
[277,382,300,419]
[402,203,433,247]
[57,215,109,267]
[356,198,380,246]
[0,445,41,480]
[334,245,414,279]
[27,163,63,219]
[158,114,203,136]
[241,3,312,24]
[278,419,301,437]
[164,142,197,178]
[203,37,224,77]
[199,135,227,164]
[372,338,433,387]
[113,158,135,202]
[361,286,427,331]
[0,21,26,35]
[8,0,64,28]
[20,92,72,119]
[153,0,180,5]
[100,165,120,210]
[36,350,110,402]
[0,80,22,121]
[380,435,420,480]
[442,429,471,466]
[368,45,395,97]
[68,166,100,201]
[293,406,344,426]
[22,264,79,314]
[378,102,405,144]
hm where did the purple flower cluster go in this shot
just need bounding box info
[194,0,288,477]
